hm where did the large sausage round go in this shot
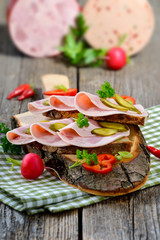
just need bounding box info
[83,0,155,56]
[7,0,79,57]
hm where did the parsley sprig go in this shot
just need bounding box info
[0,123,10,134]
[97,82,115,98]
[69,149,98,169]
[74,113,89,128]
[0,123,22,154]
[58,14,107,67]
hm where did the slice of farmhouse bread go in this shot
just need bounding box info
[43,110,147,126]
[11,111,51,128]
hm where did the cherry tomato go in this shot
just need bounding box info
[112,95,136,105]
[106,47,127,70]
[120,95,136,105]
[21,153,44,179]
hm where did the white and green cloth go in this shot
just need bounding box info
[0,105,160,215]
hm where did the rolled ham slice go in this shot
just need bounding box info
[29,96,76,114]
[7,0,79,57]
[28,99,54,114]
[83,0,154,56]
[58,119,130,148]
[7,125,34,145]
[75,92,148,118]
[49,96,76,111]
[30,119,73,147]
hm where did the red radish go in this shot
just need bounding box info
[106,47,127,70]
[7,153,44,180]
[21,153,44,179]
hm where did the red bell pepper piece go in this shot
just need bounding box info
[98,154,116,166]
[82,162,112,174]
[7,84,30,99]
[17,87,34,101]
[147,146,160,158]
[82,154,116,174]
[43,88,77,96]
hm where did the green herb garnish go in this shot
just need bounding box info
[58,14,107,67]
[0,123,10,134]
[115,151,133,160]
[74,113,89,128]
[0,123,22,154]
[54,85,67,92]
[1,136,22,154]
[69,149,98,169]
[117,34,131,64]
[97,81,115,98]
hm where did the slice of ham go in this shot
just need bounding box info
[28,99,54,114]
[7,0,79,57]
[83,0,154,56]
[49,96,76,111]
[58,119,130,148]
[75,92,148,118]
[29,96,76,114]
[30,119,73,147]
[7,125,34,145]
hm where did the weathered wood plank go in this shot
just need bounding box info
[79,0,160,239]
[0,1,79,240]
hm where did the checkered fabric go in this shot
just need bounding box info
[0,105,160,215]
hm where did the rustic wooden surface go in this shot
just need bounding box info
[0,0,160,239]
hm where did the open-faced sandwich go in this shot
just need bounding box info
[7,81,150,196]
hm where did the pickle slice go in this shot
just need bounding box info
[99,122,128,132]
[43,100,50,106]
[101,98,128,112]
[49,123,68,132]
[23,128,31,135]
[91,128,117,136]
[114,94,141,114]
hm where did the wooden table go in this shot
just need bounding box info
[0,0,160,239]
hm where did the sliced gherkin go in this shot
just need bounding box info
[49,123,68,132]
[91,128,117,137]
[23,128,31,135]
[43,100,50,106]
[99,122,128,132]
[114,94,141,114]
[101,98,128,111]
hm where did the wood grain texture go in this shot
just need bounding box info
[0,1,78,240]
[79,0,160,239]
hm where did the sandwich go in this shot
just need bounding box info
[7,81,150,197]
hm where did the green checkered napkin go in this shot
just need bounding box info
[0,105,160,215]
